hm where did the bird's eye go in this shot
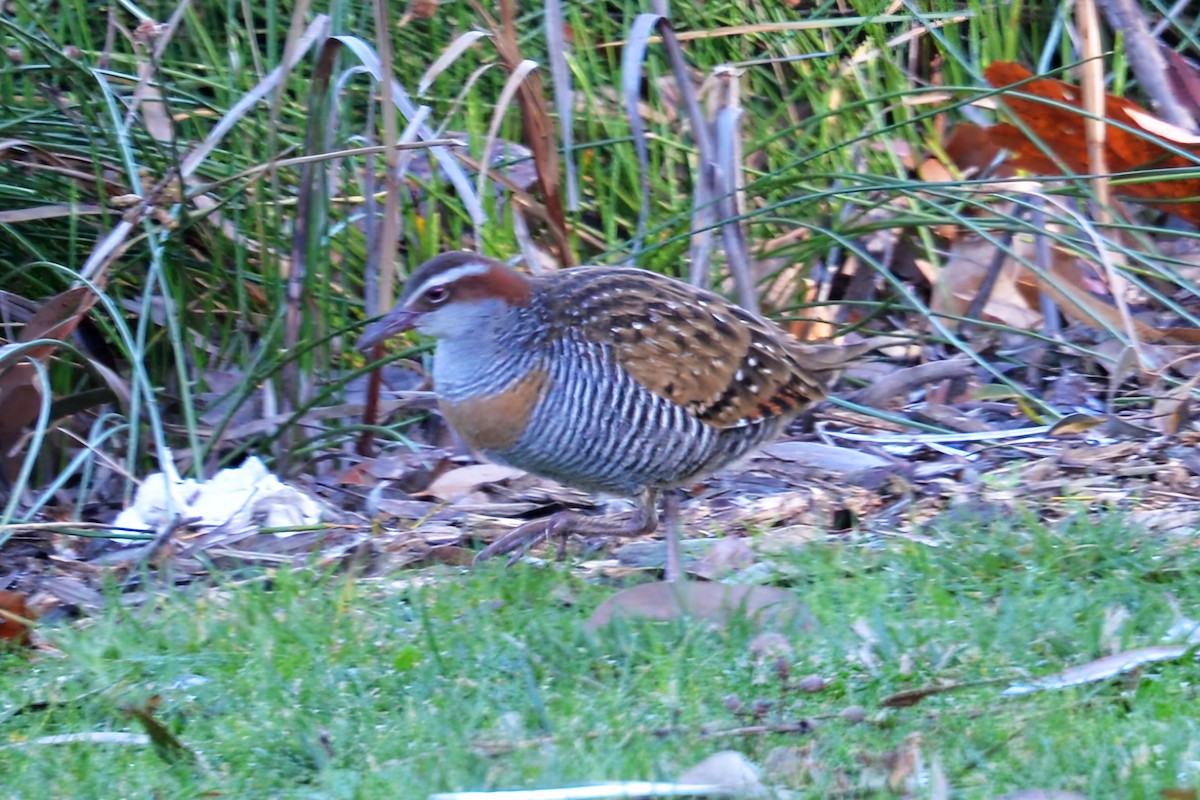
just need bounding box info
[424,285,450,304]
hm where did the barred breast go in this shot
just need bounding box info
[485,338,794,496]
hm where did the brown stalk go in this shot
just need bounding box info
[471,0,573,266]
[356,0,406,458]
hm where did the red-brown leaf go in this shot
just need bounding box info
[985,62,1200,224]
[0,590,34,647]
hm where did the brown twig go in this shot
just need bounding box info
[472,0,573,267]
[852,358,976,410]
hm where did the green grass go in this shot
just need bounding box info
[3,513,1199,798]
[4,1,1200,796]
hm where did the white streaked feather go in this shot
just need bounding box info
[406,261,492,301]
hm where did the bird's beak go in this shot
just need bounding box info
[357,307,422,350]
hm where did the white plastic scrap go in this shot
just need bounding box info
[111,456,321,537]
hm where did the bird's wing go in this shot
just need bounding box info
[541,268,826,429]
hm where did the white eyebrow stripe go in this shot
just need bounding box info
[406,262,491,298]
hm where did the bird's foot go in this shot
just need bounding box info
[474,514,574,566]
[474,497,660,567]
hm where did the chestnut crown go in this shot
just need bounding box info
[357,252,532,349]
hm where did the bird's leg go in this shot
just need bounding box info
[475,489,659,565]
[662,489,684,583]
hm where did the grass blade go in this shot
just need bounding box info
[621,12,664,255]
[544,0,578,212]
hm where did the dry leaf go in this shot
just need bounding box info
[0,590,34,647]
[986,62,1200,224]
[124,698,197,765]
[432,782,725,800]
[926,235,1041,329]
[760,442,890,473]
[917,156,954,184]
[1152,373,1200,435]
[923,219,1161,342]
[1124,106,1200,145]
[1036,252,1162,343]
[761,745,815,787]
[1161,789,1199,800]
[584,581,811,632]
[135,79,174,143]
[857,734,924,793]
[422,464,526,502]
[888,734,922,792]
[424,545,476,567]
[991,792,1088,800]
[1047,413,1107,436]
[677,751,764,795]
[1003,645,1194,696]
[690,537,755,580]
[401,0,439,23]
[0,286,98,433]
[880,679,1002,708]
[942,121,1012,178]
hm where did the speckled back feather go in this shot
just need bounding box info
[532,267,826,429]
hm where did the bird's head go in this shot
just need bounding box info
[356,251,533,349]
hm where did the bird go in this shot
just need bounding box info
[357,250,828,574]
